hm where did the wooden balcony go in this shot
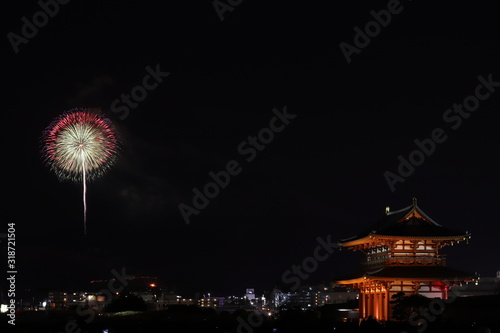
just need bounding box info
[362,254,447,269]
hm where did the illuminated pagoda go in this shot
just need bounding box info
[333,198,476,321]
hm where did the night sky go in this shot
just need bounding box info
[3,0,500,298]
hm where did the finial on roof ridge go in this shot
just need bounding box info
[412,197,417,206]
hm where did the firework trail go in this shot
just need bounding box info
[42,108,119,235]
[82,156,87,234]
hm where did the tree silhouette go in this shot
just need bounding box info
[390,292,431,321]
[104,293,147,312]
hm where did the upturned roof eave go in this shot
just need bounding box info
[339,233,469,247]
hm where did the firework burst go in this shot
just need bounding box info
[42,108,119,235]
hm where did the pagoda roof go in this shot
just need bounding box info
[333,266,476,284]
[339,199,469,245]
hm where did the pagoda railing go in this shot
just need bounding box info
[362,254,447,269]
[386,254,446,266]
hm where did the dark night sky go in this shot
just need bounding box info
[2,0,500,297]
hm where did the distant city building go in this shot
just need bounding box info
[245,288,255,300]
[158,293,195,307]
[450,272,500,297]
[325,286,359,305]
[270,285,358,310]
[198,297,225,308]
[47,291,109,311]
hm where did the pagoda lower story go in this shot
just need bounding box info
[335,267,472,321]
